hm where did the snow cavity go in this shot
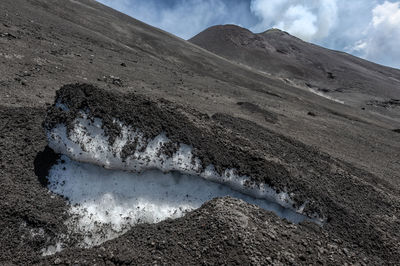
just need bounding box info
[45,109,319,246]
[46,112,297,210]
[48,156,309,247]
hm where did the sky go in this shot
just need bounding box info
[96,0,400,69]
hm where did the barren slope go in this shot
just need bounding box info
[0,0,399,264]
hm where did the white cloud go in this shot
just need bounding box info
[277,5,318,40]
[349,1,400,68]
[250,0,338,41]
[372,1,400,26]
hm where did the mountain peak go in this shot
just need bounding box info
[190,24,254,40]
[258,28,290,36]
[189,23,400,109]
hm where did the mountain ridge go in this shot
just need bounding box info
[190,24,400,120]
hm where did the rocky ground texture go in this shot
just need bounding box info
[1,0,400,265]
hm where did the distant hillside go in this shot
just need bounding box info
[190,25,400,118]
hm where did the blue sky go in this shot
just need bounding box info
[97,0,400,69]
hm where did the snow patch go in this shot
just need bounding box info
[48,156,310,247]
[41,242,63,256]
[45,110,321,247]
[308,88,345,104]
[48,113,201,174]
[47,112,295,210]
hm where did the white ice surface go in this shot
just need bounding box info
[48,113,201,174]
[48,156,309,247]
[46,110,319,246]
[41,242,63,256]
[47,113,296,210]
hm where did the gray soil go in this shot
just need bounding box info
[1,0,400,265]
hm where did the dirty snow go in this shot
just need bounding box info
[48,156,309,247]
[45,110,318,247]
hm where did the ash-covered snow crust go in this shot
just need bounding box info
[46,109,316,245]
[47,111,298,210]
[43,84,324,247]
